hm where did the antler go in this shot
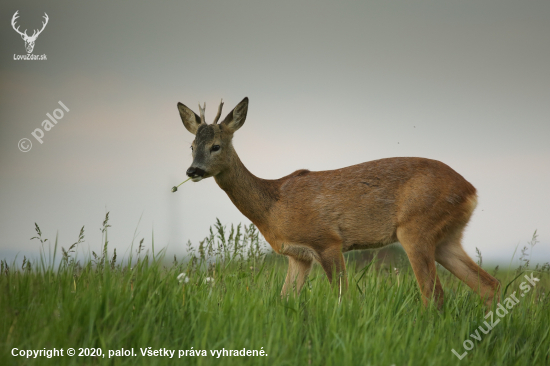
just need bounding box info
[198,102,206,124]
[11,11,28,37]
[213,99,224,124]
[31,13,49,39]
[197,99,224,124]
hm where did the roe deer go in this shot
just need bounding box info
[177,97,500,309]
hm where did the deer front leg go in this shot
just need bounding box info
[281,255,313,298]
[318,247,348,294]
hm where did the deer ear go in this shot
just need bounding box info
[220,97,248,133]
[177,102,202,135]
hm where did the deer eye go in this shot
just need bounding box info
[211,145,221,152]
[190,146,193,151]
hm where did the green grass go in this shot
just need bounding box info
[1,216,549,365]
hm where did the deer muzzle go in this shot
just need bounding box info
[186,167,206,181]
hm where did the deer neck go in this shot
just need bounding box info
[214,149,278,227]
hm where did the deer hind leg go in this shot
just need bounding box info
[318,246,348,293]
[435,231,500,307]
[397,227,444,309]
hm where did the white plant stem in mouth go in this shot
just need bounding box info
[171,177,192,192]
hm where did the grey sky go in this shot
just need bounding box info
[1,0,549,265]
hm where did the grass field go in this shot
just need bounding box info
[1,215,549,365]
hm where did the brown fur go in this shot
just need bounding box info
[178,97,500,309]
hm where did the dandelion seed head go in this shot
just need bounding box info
[177,273,189,283]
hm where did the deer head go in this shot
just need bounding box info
[177,97,248,181]
[11,11,49,54]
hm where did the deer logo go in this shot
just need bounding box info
[11,11,49,54]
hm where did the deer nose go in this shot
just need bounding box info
[186,167,205,178]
